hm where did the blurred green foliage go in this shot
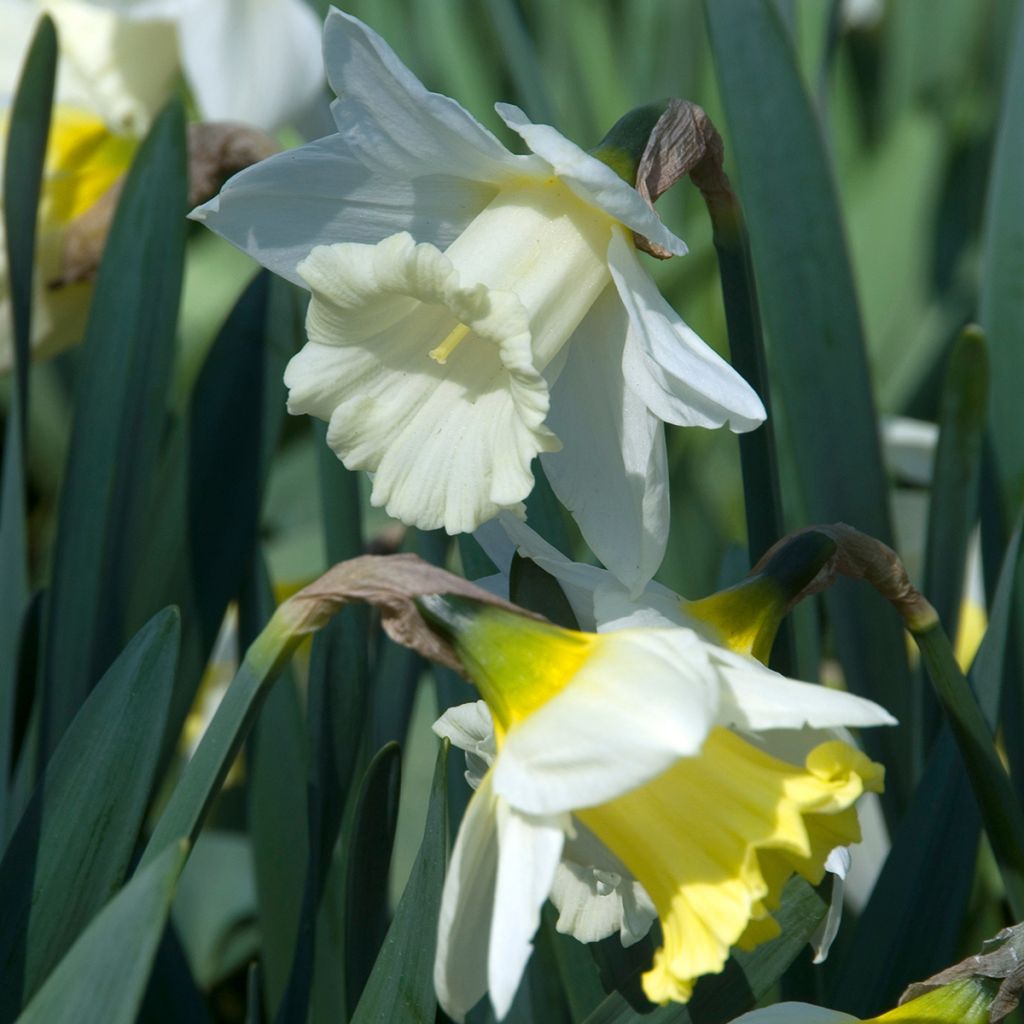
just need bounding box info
[3,1,1024,1022]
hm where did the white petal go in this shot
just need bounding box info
[434,701,497,788]
[324,9,541,184]
[189,134,496,286]
[713,653,898,732]
[434,772,500,1023]
[607,231,766,433]
[493,629,720,815]
[289,233,559,534]
[591,576,690,632]
[43,0,178,132]
[540,286,669,595]
[495,103,687,258]
[729,1006,858,1024]
[498,513,608,631]
[825,845,852,879]
[551,819,656,946]
[178,0,324,131]
[488,806,564,1019]
[811,869,847,964]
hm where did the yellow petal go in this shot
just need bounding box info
[577,729,884,1005]
[42,106,137,226]
[433,603,596,739]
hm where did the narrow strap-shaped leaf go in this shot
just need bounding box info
[914,327,988,755]
[242,557,309,1021]
[351,740,449,1024]
[38,99,187,761]
[980,4,1024,533]
[540,905,605,1023]
[704,0,913,810]
[0,608,179,1019]
[923,327,988,661]
[0,14,56,840]
[14,842,187,1024]
[2,13,56,412]
[344,742,402,1016]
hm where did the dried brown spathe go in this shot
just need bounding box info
[278,553,541,673]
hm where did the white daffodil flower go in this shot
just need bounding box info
[419,595,895,1021]
[472,515,876,963]
[3,0,323,134]
[190,7,767,594]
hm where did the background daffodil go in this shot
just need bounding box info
[418,595,894,1020]
[191,7,766,593]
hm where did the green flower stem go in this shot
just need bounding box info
[702,187,797,677]
[704,191,785,569]
[139,609,303,870]
[911,609,1024,919]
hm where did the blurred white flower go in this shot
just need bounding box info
[3,0,324,134]
[191,8,766,594]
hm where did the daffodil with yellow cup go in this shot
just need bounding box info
[419,591,894,1021]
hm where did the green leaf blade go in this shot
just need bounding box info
[39,99,187,759]
[351,740,449,1024]
[0,607,179,1017]
[14,842,187,1024]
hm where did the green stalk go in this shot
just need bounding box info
[704,192,786,565]
[140,613,302,869]
[911,608,1024,918]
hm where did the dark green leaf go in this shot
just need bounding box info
[14,842,187,1024]
[2,13,56,405]
[539,905,605,1023]
[247,963,264,1024]
[344,742,402,1016]
[188,272,284,652]
[351,740,449,1024]
[243,557,308,1020]
[526,460,574,558]
[39,100,187,760]
[0,14,56,840]
[510,555,579,629]
[458,534,499,581]
[924,327,988,661]
[0,608,179,1017]
[704,0,913,811]
[173,830,259,989]
[981,3,1024,531]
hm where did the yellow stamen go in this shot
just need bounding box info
[429,322,471,364]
